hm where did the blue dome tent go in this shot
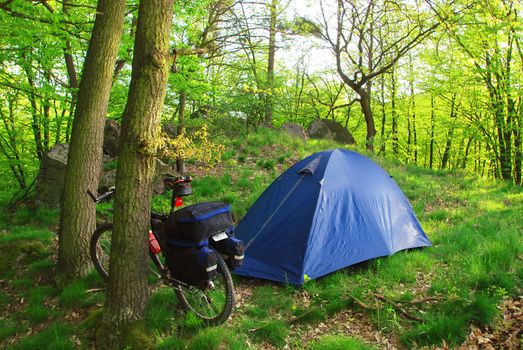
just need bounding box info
[234,149,431,285]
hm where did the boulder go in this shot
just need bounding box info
[98,159,177,195]
[35,144,69,207]
[103,119,120,157]
[161,122,178,139]
[307,119,356,145]
[153,159,177,195]
[98,169,117,193]
[281,122,308,140]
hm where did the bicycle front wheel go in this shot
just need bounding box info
[174,255,235,325]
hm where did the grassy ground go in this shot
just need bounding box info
[0,128,522,349]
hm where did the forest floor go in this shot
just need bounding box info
[0,129,522,350]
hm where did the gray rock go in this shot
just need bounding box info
[307,119,356,145]
[98,159,176,196]
[162,122,178,139]
[35,144,69,207]
[153,158,177,195]
[103,119,120,157]
[308,119,335,140]
[282,122,308,140]
[98,169,117,193]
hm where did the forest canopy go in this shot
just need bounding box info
[0,0,522,187]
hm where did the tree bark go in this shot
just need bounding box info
[98,0,174,347]
[357,88,376,152]
[58,0,126,280]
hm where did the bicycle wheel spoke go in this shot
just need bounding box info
[174,255,234,324]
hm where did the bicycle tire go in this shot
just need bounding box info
[90,223,113,281]
[90,223,165,282]
[174,255,235,325]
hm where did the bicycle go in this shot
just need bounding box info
[88,176,236,325]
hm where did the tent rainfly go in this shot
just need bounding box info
[234,148,431,285]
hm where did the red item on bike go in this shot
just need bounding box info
[148,230,161,255]
[174,196,184,207]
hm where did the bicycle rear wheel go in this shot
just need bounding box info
[90,223,113,281]
[90,223,163,282]
[174,255,234,325]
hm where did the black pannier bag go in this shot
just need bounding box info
[164,241,218,286]
[209,229,245,269]
[164,202,234,242]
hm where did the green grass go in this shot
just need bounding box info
[146,288,181,334]
[309,335,376,350]
[242,319,289,348]
[59,276,104,309]
[8,323,76,350]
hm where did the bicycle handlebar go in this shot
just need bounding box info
[87,186,115,204]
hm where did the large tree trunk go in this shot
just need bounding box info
[264,0,277,126]
[58,0,126,280]
[98,1,174,347]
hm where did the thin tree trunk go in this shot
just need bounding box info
[409,71,418,164]
[98,1,174,347]
[429,95,435,169]
[0,97,26,189]
[514,99,522,185]
[24,64,45,160]
[461,137,472,169]
[264,0,277,126]
[407,107,411,163]
[391,68,398,156]
[42,69,51,151]
[58,0,126,280]
[379,74,386,156]
[176,90,187,174]
[441,94,457,169]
